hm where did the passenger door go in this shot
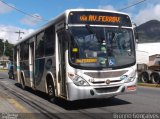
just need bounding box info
[29,41,35,88]
[57,30,67,97]
[16,48,21,83]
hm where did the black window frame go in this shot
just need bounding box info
[44,25,55,56]
[35,31,45,58]
[20,43,24,61]
[23,41,29,60]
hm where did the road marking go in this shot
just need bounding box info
[7,99,38,119]
[7,98,30,113]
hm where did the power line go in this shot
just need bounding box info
[0,0,49,22]
[118,0,147,11]
[0,0,147,23]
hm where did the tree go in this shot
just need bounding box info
[0,39,13,59]
[4,40,13,59]
[0,39,4,56]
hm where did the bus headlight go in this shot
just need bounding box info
[73,76,90,86]
[120,75,129,83]
[120,71,136,83]
[68,73,89,86]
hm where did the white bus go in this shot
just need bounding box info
[13,9,137,102]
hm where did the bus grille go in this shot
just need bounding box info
[84,70,128,78]
[92,80,122,84]
[95,86,120,93]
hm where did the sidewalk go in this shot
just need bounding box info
[0,92,16,113]
[0,87,29,113]
[0,69,8,72]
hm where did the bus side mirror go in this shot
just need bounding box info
[135,32,139,43]
[134,29,139,49]
[133,27,139,43]
[132,23,139,43]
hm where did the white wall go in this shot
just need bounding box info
[137,42,160,56]
[136,50,149,64]
[136,42,160,64]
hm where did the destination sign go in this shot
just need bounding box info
[76,58,97,63]
[68,11,132,27]
[79,15,120,23]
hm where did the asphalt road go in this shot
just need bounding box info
[0,71,160,119]
[0,70,8,79]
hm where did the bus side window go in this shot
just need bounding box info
[44,25,55,56]
[36,32,45,58]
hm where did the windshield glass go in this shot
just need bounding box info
[69,26,135,69]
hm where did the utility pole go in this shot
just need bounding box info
[2,39,6,69]
[15,30,24,41]
[3,39,5,56]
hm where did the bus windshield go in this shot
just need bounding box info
[69,26,135,69]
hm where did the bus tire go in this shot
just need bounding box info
[151,73,160,84]
[47,78,56,103]
[140,72,149,83]
[21,73,26,90]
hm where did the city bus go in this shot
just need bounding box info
[13,9,137,102]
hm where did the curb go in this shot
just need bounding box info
[138,83,160,88]
[0,69,8,72]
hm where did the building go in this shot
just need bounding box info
[0,55,9,69]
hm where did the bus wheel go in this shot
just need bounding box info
[47,80,56,103]
[21,74,26,90]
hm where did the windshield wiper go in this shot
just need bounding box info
[85,25,109,67]
[85,24,94,34]
[86,24,103,44]
[85,24,100,40]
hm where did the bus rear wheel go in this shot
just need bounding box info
[47,80,56,103]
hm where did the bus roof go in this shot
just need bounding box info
[14,9,131,46]
[65,9,129,16]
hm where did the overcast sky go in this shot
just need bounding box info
[0,0,160,44]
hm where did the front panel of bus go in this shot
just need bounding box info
[65,11,137,101]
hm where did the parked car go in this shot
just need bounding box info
[8,65,14,79]
[8,60,14,79]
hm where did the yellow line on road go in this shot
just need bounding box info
[7,98,30,113]
[0,69,8,72]
[7,99,38,119]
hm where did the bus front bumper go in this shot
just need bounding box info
[66,80,137,101]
